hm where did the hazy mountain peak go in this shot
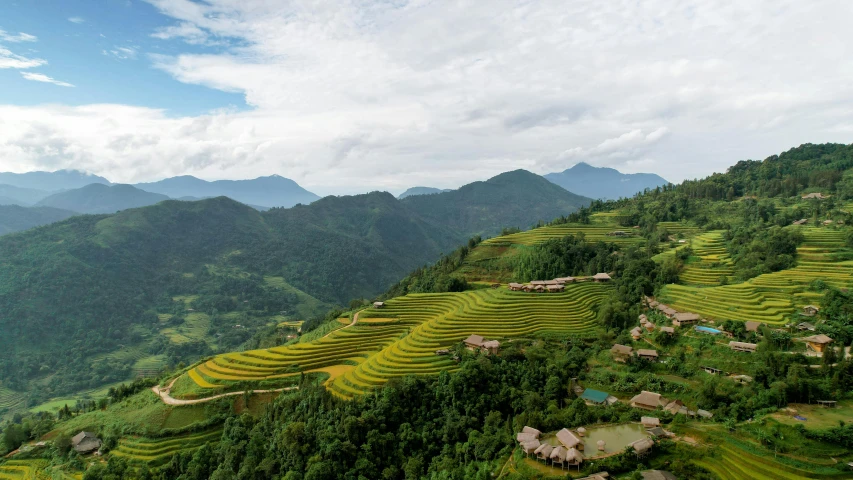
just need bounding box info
[544,163,668,200]
[398,186,452,199]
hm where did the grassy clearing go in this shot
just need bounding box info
[770,402,853,430]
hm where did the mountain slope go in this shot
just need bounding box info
[135,175,320,208]
[544,162,669,200]
[402,169,592,235]
[0,184,52,206]
[398,186,452,199]
[0,205,77,235]
[0,170,110,191]
[36,184,170,214]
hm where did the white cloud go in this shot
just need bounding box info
[3,1,853,194]
[0,47,46,69]
[0,29,37,43]
[103,46,138,60]
[20,72,75,87]
[68,17,85,24]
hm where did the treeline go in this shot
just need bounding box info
[380,236,483,299]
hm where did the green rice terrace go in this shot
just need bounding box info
[175,283,610,400]
[659,226,853,324]
[111,428,223,466]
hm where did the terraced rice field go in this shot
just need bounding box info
[0,460,50,480]
[693,443,853,479]
[661,227,853,324]
[0,387,25,412]
[181,283,610,400]
[677,231,734,286]
[111,428,222,465]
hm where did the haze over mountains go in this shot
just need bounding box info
[545,162,669,200]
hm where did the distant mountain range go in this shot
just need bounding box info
[0,205,76,236]
[0,170,110,192]
[545,162,669,200]
[135,175,320,208]
[36,184,170,214]
[397,187,452,199]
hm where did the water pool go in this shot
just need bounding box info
[695,326,722,335]
[581,423,649,455]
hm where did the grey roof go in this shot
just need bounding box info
[631,438,654,453]
[71,431,101,454]
[647,427,666,437]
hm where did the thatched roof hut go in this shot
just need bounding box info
[516,432,537,443]
[521,426,541,437]
[631,438,654,456]
[534,443,554,461]
[641,416,660,428]
[521,439,540,455]
[597,440,606,451]
[556,428,581,449]
[550,445,568,466]
[566,447,584,466]
[576,427,586,436]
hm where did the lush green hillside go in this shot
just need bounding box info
[0,205,76,236]
[402,169,591,236]
[0,184,52,206]
[36,183,170,214]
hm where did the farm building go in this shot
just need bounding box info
[729,341,758,353]
[641,471,677,480]
[580,388,610,406]
[555,277,575,284]
[641,416,660,428]
[508,283,524,291]
[802,192,827,199]
[546,284,565,292]
[530,280,547,286]
[792,218,809,225]
[660,326,674,335]
[534,443,554,461]
[702,366,723,375]
[802,305,820,316]
[637,349,659,362]
[799,334,833,353]
[373,301,385,309]
[631,438,654,457]
[463,335,501,354]
[593,272,612,282]
[672,312,700,326]
[611,344,633,362]
[664,399,696,417]
[630,391,666,411]
[72,431,102,454]
[745,321,763,332]
[797,322,816,331]
[556,428,582,449]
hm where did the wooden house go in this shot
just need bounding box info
[802,305,820,317]
[556,428,582,450]
[611,344,633,362]
[631,438,654,458]
[797,322,816,331]
[508,282,524,291]
[659,326,675,336]
[534,443,554,461]
[566,448,584,469]
[629,391,666,411]
[799,334,833,353]
[672,312,700,326]
[729,341,757,353]
[630,327,643,340]
[593,273,612,282]
[373,301,385,309]
[546,284,565,293]
[637,349,659,362]
[641,416,660,428]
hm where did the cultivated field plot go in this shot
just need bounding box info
[111,428,223,465]
[693,441,853,479]
[0,460,50,480]
[675,230,734,286]
[180,283,610,400]
[660,226,853,324]
[0,387,25,412]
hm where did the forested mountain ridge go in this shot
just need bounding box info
[402,169,592,236]
[0,205,76,235]
[35,184,171,214]
[397,186,451,198]
[0,170,110,191]
[0,184,52,206]
[135,174,320,208]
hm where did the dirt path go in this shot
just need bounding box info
[152,380,298,406]
[320,310,361,340]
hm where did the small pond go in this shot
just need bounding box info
[695,326,722,335]
[582,423,648,456]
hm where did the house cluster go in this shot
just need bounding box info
[508,273,612,292]
[629,390,713,419]
[630,313,675,340]
[463,334,500,355]
[645,298,702,327]
[516,426,586,470]
[611,344,658,363]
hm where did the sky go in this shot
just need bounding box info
[1,1,852,196]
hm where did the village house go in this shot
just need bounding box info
[555,276,575,284]
[730,374,754,384]
[802,192,827,199]
[630,327,643,340]
[641,416,660,429]
[697,409,714,419]
[702,366,723,375]
[797,322,816,331]
[631,438,655,458]
[373,301,385,309]
[802,305,820,317]
[578,473,610,480]
[664,399,691,416]
[72,432,102,454]
[822,219,834,225]
[672,312,700,326]
[792,218,809,225]
[566,447,584,469]
[611,344,633,362]
[641,470,677,480]
[637,349,659,362]
[517,426,542,455]
[463,334,501,354]
[799,334,834,353]
[535,443,554,461]
[729,341,758,353]
[655,304,677,317]
[643,321,656,332]
[659,326,675,336]
[580,388,610,406]
[629,391,667,411]
[556,428,583,450]
[593,272,612,282]
[550,445,568,469]
[546,284,565,293]
[508,282,524,291]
